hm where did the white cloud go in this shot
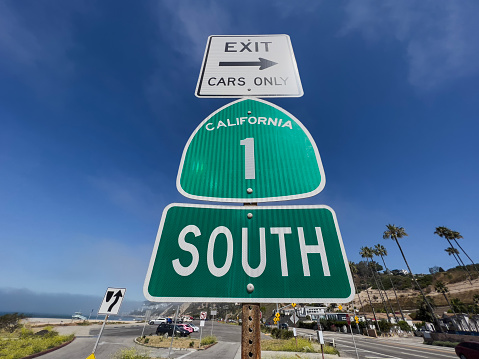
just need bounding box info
[87,173,168,221]
[340,0,479,91]
[272,0,323,19]
[155,0,233,61]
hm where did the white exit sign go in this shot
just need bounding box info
[196,35,303,98]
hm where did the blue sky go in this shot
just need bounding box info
[1,0,479,311]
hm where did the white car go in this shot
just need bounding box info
[149,317,167,325]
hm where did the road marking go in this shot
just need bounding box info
[333,338,455,358]
[333,339,455,359]
[177,351,195,359]
[334,343,403,359]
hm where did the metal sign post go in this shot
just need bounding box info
[168,305,179,359]
[347,315,359,359]
[141,310,151,338]
[242,303,261,359]
[317,330,325,359]
[199,320,205,348]
[292,303,298,348]
[91,315,108,355]
[90,287,126,356]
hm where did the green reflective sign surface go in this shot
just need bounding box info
[144,204,354,303]
[177,98,325,202]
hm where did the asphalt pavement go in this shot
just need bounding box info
[40,321,459,359]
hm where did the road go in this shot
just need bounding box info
[41,321,458,359]
[42,320,248,358]
[295,327,458,359]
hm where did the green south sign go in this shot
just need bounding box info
[143,204,354,303]
[177,98,325,202]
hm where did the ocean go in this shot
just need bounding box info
[0,311,138,321]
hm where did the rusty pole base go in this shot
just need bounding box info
[241,303,261,359]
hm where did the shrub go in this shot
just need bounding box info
[112,348,151,359]
[298,321,316,330]
[77,321,91,326]
[200,335,217,345]
[0,313,26,333]
[0,333,74,358]
[261,325,272,333]
[397,321,412,332]
[189,341,195,347]
[261,338,339,355]
[378,319,394,333]
[271,328,294,339]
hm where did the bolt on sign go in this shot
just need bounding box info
[196,35,303,98]
[177,98,325,203]
[143,204,354,303]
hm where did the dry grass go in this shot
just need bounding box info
[137,336,200,349]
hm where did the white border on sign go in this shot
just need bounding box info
[195,34,303,98]
[98,287,126,315]
[143,203,355,303]
[176,97,326,202]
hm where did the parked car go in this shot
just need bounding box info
[155,323,190,337]
[455,341,479,359]
[279,323,288,330]
[178,324,194,333]
[149,317,167,325]
[186,323,199,332]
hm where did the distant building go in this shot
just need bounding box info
[391,269,409,276]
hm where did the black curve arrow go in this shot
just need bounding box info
[219,57,278,70]
[108,290,123,312]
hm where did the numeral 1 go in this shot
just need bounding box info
[240,138,255,179]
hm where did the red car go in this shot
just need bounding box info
[455,342,479,359]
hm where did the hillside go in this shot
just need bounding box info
[137,265,479,320]
[350,264,479,316]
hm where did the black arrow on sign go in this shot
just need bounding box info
[219,57,278,70]
[108,290,123,312]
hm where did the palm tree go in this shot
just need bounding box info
[434,281,461,330]
[383,224,443,332]
[362,282,379,331]
[349,261,368,321]
[445,247,472,285]
[371,245,396,321]
[373,244,406,322]
[435,227,473,282]
[449,230,479,275]
[360,247,392,322]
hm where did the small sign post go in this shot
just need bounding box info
[210,309,217,336]
[141,309,151,338]
[317,330,325,359]
[91,288,126,356]
[347,314,359,359]
[292,303,298,348]
[199,319,205,348]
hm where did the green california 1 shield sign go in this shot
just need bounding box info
[177,98,325,202]
[144,204,354,303]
